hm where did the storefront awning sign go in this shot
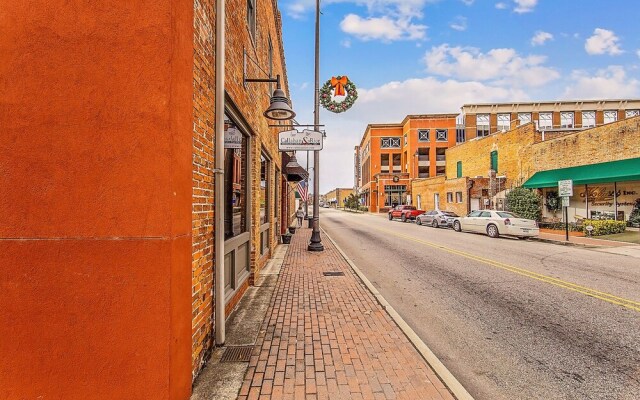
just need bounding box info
[558,180,573,197]
[224,127,242,149]
[523,157,640,188]
[278,129,323,151]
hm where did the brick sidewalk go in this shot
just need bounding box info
[238,228,454,400]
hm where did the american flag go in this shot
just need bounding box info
[296,180,308,202]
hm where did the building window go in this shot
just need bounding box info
[381,154,390,172]
[518,113,531,125]
[490,150,498,172]
[383,185,407,207]
[392,153,401,172]
[224,115,249,240]
[418,129,430,142]
[582,111,596,128]
[260,153,270,225]
[247,0,256,43]
[381,137,401,148]
[404,133,408,146]
[477,114,490,137]
[626,110,640,118]
[604,110,618,124]
[436,166,446,176]
[497,114,510,131]
[456,127,466,143]
[456,161,462,178]
[539,112,552,129]
[446,192,453,203]
[560,112,574,128]
[436,129,448,142]
[456,192,463,203]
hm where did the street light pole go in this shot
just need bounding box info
[308,0,324,251]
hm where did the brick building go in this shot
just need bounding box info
[356,114,459,212]
[459,99,640,141]
[2,1,296,399]
[324,188,355,208]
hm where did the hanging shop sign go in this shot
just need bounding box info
[278,129,323,151]
[320,75,358,113]
[224,127,243,149]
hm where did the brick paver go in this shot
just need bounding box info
[238,228,455,400]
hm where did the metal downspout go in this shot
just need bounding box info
[214,0,226,346]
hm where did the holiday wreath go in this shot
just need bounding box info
[319,76,358,113]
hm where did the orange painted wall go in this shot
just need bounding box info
[0,1,193,399]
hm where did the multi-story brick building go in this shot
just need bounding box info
[356,114,459,212]
[459,99,640,141]
[324,188,355,208]
[2,1,297,399]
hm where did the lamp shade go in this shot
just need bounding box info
[264,88,296,120]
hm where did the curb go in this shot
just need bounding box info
[321,228,475,400]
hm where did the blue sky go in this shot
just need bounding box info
[279,0,640,193]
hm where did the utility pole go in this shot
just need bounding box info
[308,0,324,252]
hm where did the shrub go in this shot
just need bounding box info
[359,206,369,212]
[629,198,640,227]
[582,219,626,236]
[506,187,542,221]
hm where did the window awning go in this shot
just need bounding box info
[522,157,640,188]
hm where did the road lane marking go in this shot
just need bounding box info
[338,216,640,313]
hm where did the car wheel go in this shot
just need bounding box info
[431,220,439,228]
[388,213,393,220]
[416,218,422,226]
[453,221,461,232]
[487,224,500,238]
[401,214,407,222]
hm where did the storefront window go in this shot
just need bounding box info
[260,153,270,225]
[224,115,248,240]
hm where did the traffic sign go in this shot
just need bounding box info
[558,180,573,197]
[562,196,570,207]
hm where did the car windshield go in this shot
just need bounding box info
[497,212,522,219]
[442,212,459,217]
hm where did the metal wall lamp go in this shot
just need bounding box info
[244,74,296,121]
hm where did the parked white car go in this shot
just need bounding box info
[452,210,539,239]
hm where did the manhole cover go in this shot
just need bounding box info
[323,271,345,277]
[220,346,254,362]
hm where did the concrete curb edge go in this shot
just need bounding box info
[321,227,475,400]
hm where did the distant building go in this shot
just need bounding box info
[324,188,356,208]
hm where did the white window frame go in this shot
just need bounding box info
[497,113,510,131]
[539,112,553,129]
[560,112,574,128]
[582,111,595,128]
[476,114,490,137]
[625,109,640,118]
[604,110,618,124]
[517,113,531,126]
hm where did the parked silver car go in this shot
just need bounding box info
[416,210,460,228]
[452,210,539,238]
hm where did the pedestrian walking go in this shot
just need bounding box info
[296,206,305,227]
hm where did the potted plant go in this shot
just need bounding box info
[281,232,292,244]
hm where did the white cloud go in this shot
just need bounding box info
[450,16,468,32]
[585,28,623,55]
[563,66,640,99]
[495,2,508,9]
[340,13,426,41]
[423,44,560,87]
[513,0,538,13]
[637,49,640,58]
[531,31,553,46]
[461,0,475,5]
[341,39,352,48]
[286,0,433,19]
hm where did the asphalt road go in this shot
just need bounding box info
[319,208,640,400]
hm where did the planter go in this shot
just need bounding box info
[289,227,296,234]
[281,234,292,244]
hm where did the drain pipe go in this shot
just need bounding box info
[214,0,226,346]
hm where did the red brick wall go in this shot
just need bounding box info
[191,0,216,378]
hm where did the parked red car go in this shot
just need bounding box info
[388,205,425,222]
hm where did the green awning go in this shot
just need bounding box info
[523,157,640,188]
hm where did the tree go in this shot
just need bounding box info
[629,198,640,227]
[506,187,542,221]
[344,193,360,211]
